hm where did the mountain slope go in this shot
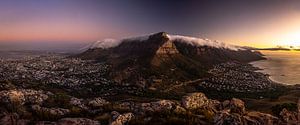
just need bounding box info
[76,32,265,87]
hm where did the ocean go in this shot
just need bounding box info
[250,50,300,85]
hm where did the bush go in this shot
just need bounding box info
[271,103,297,117]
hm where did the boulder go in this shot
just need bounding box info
[280,108,297,123]
[138,100,176,113]
[88,97,109,107]
[245,111,279,125]
[229,98,245,114]
[23,89,49,104]
[174,105,187,114]
[117,102,134,111]
[214,109,243,125]
[0,89,49,105]
[214,108,279,125]
[150,100,175,112]
[32,105,70,117]
[110,111,134,125]
[70,97,88,109]
[181,92,209,110]
[0,90,25,105]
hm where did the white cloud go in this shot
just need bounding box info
[85,33,242,51]
[168,34,242,51]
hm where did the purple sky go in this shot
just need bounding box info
[1,0,300,50]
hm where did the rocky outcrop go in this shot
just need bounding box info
[88,97,109,108]
[214,110,279,125]
[31,105,70,117]
[228,98,245,114]
[214,98,279,125]
[0,89,50,105]
[155,40,179,55]
[0,90,25,105]
[110,111,134,125]
[69,97,88,110]
[246,111,279,125]
[181,92,219,110]
[139,100,176,113]
[0,90,297,125]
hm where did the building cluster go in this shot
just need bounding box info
[0,55,111,87]
[199,62,279,92]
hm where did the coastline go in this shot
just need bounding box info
[249,50,300,86]
[245,54,300,114]
[249,61,286,86]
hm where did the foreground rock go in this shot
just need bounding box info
[110,111,134,125]
[214,98,279,125]
[0,90,298,124]
[0,89,50,105]
[88,97,110,108]
[182,92,210,110]
[32,105,70,118]
[139,100,176,113]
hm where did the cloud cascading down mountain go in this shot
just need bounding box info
[86,33,242,51]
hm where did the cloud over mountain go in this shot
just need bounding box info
[85,33,242,51]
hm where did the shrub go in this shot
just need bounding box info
[271,103,297,117]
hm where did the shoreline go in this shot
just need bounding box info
[249,62,286,86]
[250,58,300,86]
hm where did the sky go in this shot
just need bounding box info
[1,0,300,50]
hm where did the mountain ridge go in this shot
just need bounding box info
[76,32,265,87]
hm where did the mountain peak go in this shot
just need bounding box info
[76,32,264,85]
[85,32,243,51]
[150,32,169,39]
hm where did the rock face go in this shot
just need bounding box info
[110,111,134,125]
[88,97,109,108]
[181,92,210,110]
[139,100,176,113]
[0,89,49,105]
[32,105,70,117]
[0,90,297,124]
[155,40,179,55]
[0,90,25,105]
[228,98,245,114]
[70,97,88,110]
[214,98,279,125]
[246,111,279,125]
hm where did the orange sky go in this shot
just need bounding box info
[1,0,300,48]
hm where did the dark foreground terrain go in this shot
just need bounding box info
[0,53,299,125]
